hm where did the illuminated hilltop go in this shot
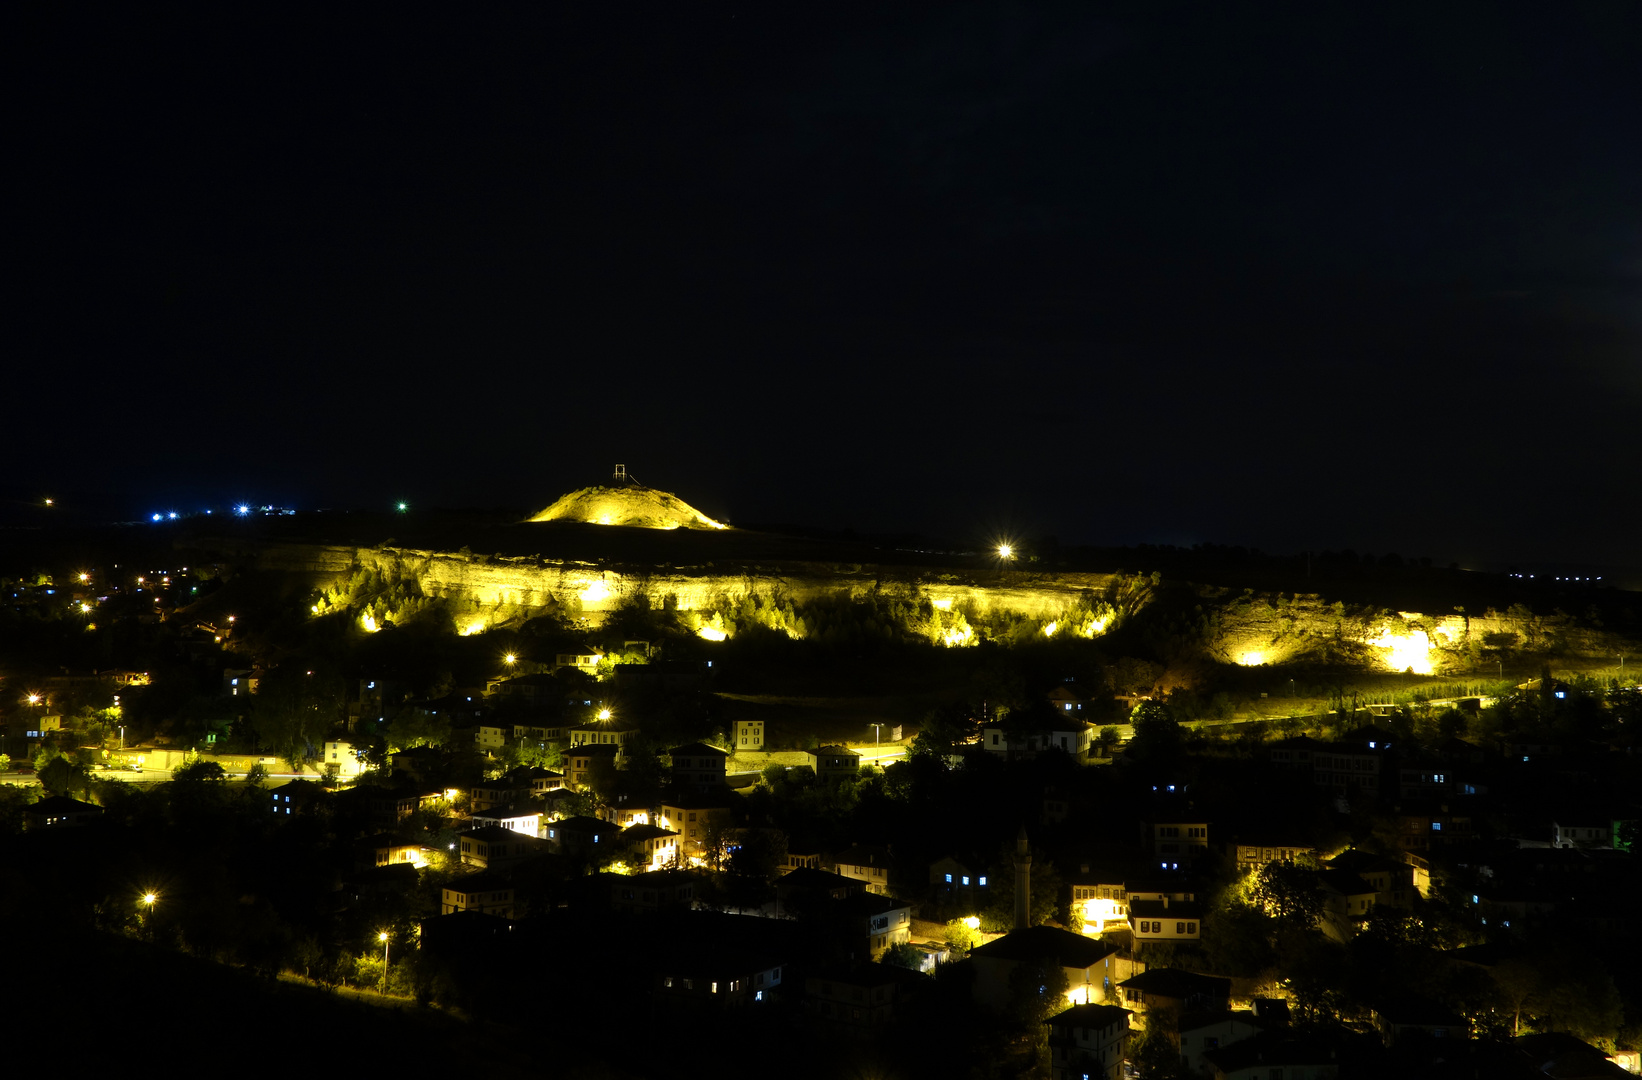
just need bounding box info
[526,475,728,531]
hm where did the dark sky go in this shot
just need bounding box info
[12,3,1641,568]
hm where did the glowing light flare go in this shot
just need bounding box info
[962,916,981,930]
[930,597,953,611]
[596,708,612,721]
[1075,615,1112,639]
[503,653,517,665]
[997,544,1013,560]
[1370,626,1436,675]
[77,573,89,583]
[1042,621,1059,638]
[941,625,976,648]
[361,612,379,633]
[459,620,487,636]
[696,626,728,642]
[579,580,612,605]
[1236,651,1268,667]
[141,892,157,907]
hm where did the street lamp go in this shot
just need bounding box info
[504,653,517,667]
[378,931,390,993]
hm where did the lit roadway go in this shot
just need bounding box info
[854,744,908,766]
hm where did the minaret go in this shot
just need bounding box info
[1014,825,1032,930]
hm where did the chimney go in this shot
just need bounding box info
[1014,826,1032,930]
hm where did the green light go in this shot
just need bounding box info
[397,502,408,512]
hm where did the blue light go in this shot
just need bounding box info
[167,512,178,520]
[152,513,162,522]
[236,505,250,515]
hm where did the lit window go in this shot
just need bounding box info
[962,876,969,886]
[979,876,987,886]
[945,874,952,883]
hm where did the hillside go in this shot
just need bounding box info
[526,485,727,531]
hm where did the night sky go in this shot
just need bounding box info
[12,3,1641,570]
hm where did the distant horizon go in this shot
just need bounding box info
[4,485,1638,592]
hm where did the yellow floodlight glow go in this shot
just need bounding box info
[1075,615,1112,639]
[580,580,612,605]
[931,597,952,611]
[696,626,728,642]
[27,694,40,705]
[141,892,157,907]
[504,653,517,665]
[459,620,487,637]
[941,625,976,647]
[597,708,612,721]
[1237,651,1267,667]
[378,931,389,943]
[997,544,1013,559]
[1370,626,1435,675]
[78,572,89,583]
[80,603,91,613]
[963,916,981,930]
[361,612,379,633]
[1042,621,1059,637]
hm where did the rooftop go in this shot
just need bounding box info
[970,925,1119,969]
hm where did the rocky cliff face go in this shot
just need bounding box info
[237,538,1122,628]
[220,538,1632,672]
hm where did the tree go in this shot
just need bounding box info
[38,755,94,799]
[944,918,984,953]
[1006,955,1069,1033]
[909,702,975,761]
[1110,657,1164,698]
[172,760,228,782]
[1250,861,1322,930]
[881,942,924,971]
[1094,726,1120,758]
[1127,700,1184,766]
[1130,1020,1190,1079]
